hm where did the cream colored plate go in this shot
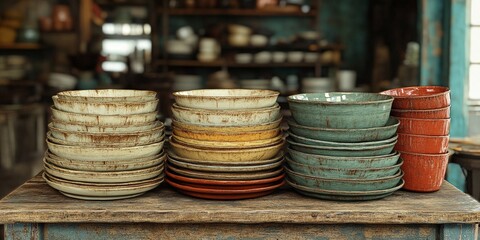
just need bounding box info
[167,156,284,173]
[48,123,165,146]
[167,151,284,166]
[60,192,144,200]
[45,151,166,172]
[46,139,165,161]
[51,120,163,133]
[50,106,158,126]
[52,95,159,115]
[172,118,281,133]
[169,138,284,162]
[47,131,165,147]
[167,164,284,180]
[44,172,163,198]
[172,134,283,149]
[44,159,164,183]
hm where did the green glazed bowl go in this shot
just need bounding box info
[287,92,394,129]
[287,178,404,201]
[287,117,399,143]
[287,138,396,157]
[287,147,400,169]
[288,131,398,147]
[286,156,403,179]
[285,166,403,191]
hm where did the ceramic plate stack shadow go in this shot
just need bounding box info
[285,92,404,201]
[381,86,451,192]
[44,89,166,200]
[167,89,285,200]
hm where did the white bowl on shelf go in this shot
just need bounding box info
[254,51,272,64]
[229,33,250,47]
[250,34,268,47]
[272,52,287,63]
[235,53,253,64]
[302,77,334,93]
[304,52,319,63]
[287,51,304,63]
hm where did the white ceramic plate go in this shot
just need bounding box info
[57,89,158,102]
[52,95,159,115]
[48,123,165,145]
[45,150,166,171]
[173,89,279,110]
[51,107,158,126]
[47,131,165,147]
[51,120,162,133]
[46,139,165,161]
[171,103,280,126]
[44,159,164,183]
[43,172,163,199]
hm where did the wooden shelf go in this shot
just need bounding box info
[156,59,337,68]
[0,43,43,50]
[163,8,316,17]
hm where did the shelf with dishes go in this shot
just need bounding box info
[154,59,339,68]
[162,8,316,17]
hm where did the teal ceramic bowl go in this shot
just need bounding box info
[287,92,394,129]
[286,156,403,179]
[287,178,404,201]
[287,147,400,169]
[287,138,396,157]
[288,131,398,147]
[285,166,403,191]
[287,117,399,143]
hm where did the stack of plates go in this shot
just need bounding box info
[44,89,166,200]
[167,89,285,200]
[285,92,404,201]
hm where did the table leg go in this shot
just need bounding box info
[441,223,478,240]
[4,223,42,240]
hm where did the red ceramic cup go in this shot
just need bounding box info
[380,86,450,110]
[390,106,450,119]
[396,117,450,136]
[399,150,450,192]
[394,133,449,154]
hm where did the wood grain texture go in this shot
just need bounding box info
[0,174,480,224]
[441,224,478,240]
[4,223,42,240]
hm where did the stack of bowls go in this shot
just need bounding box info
[286,92,404,201]
[167,89,285,200]
[44,89,166,200]
[380,86,451,192]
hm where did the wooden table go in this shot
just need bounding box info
[1,174,480,240]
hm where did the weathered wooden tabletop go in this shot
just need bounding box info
[1,173,480,225]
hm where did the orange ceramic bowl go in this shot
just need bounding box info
[380,86,450,110]
[399,150,450,192]
[390,106,450,119]
[396,117,450,136]
[394,133,449,154]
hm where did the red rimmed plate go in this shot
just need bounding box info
[165,168,285,186]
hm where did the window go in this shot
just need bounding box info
[469,0,480,100]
